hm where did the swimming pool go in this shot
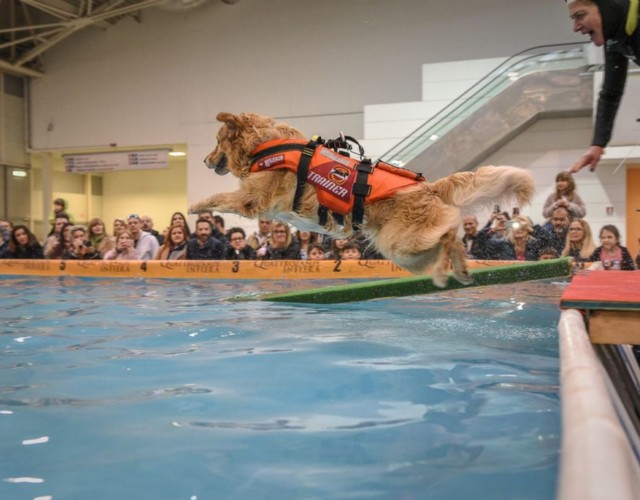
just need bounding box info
[1,277,566,499]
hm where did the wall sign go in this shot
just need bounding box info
[63,149,170,173]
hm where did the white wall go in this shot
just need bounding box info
[362,57,505,159]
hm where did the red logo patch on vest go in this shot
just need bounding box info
[306,161,356,202]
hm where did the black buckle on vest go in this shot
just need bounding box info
[351,158,374,231]
[356,162,374,174]
[352,183,372,197]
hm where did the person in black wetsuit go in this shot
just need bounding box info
[566,0,640,173]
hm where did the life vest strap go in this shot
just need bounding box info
[248,142,306,165]
[352,159,374,230]
[292,141,319,212]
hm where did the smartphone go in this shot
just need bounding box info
[512,207,520,216]
[493,204,500,213]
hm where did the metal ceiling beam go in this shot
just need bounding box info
[0,58,44,77]
[0,27,65,50]
[0,0,173,74]
[14,24,80,66]
[19,0,78,20]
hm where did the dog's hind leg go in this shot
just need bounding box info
[441,229,473,286]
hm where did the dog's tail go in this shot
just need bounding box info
[429,166,535,212]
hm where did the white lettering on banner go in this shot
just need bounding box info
[63,149,170,173]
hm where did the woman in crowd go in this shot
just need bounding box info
[6,225,44,259]
[155,224,188,260]
[562,218,596,266]
[45,221,74,259]
[542,172,586,220]
[168,211,192,238]
[294,229,318,260]
[588,224,635,270]
[109,217,128,250]
[88,218,114,258]
[324,237,349,260]
[104,230,139,260]
[225,227,257,260]
[258,221,300,260]
[505,216,541,261]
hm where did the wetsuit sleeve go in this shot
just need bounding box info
[592,47,629,148]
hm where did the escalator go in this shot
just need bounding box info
[381,42,594,178]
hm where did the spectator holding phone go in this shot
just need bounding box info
[63,226,101,260]
[104,230,140,260]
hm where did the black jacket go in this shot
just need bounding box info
[225,246,257,260]
[187,236,225,260]
[263,243,301,260]
[592,0,640,147]
[6,242,45,259]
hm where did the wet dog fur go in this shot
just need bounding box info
[189,112,535,287]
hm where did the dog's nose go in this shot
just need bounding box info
[204,154,229,175]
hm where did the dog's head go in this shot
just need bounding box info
[204,112,305,178]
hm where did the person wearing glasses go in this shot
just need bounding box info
[566,0,640,173]
[224,227,257,260]
[127,214,160,260]
[561,218,596,266]
[257,221,300,260]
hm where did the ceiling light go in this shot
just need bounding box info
[169,151,186,157]
[429,134,439,141]
[12,170,27,178]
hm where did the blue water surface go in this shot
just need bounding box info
[0,276,566,500]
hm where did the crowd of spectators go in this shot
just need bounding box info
[461,172,637,270]
[0,207,379,263]
[0,173,637,271]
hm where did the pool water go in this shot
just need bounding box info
[0,277,566,500]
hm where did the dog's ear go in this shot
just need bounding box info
[216,112,243,132]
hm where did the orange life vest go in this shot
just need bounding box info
[248,139,424,220]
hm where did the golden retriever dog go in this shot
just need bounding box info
[189,112,535,287]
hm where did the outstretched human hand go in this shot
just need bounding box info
[569,145,604,173]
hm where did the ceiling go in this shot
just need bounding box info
[0,0,228,78]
